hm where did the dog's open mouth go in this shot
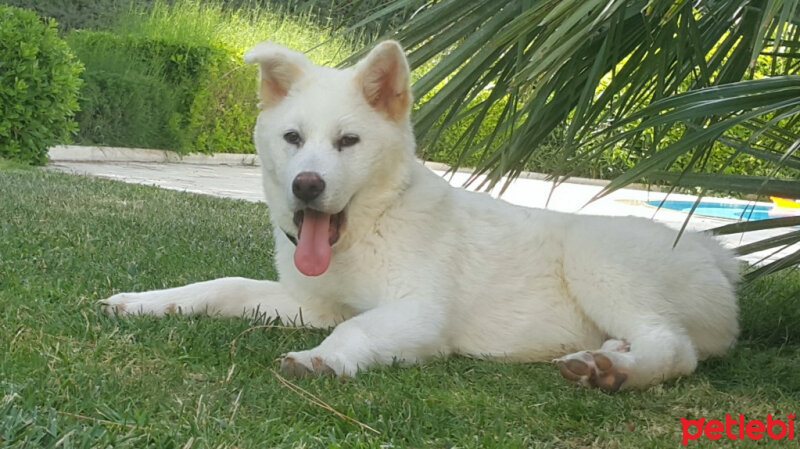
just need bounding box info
[292,208,346,277]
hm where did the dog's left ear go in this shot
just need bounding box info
[244,42,311,109]
[354,41,412,122]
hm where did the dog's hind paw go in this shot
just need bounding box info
[555,350,628,393]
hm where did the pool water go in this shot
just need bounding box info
[646,200,778,221]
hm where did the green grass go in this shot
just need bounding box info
[114,0,357,65]
[1,166,799,448]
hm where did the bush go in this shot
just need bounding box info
[76,69,182,150]
[0,0,138,32]
[67,30,253,153]
[185,64,259,153]
[0,6,83,165]
[66,0,358,155]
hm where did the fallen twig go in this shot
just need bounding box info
[57,411,138,429]
[229,324,300,360]
[270,369,380,435]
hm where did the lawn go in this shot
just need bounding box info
[1,164,799,448]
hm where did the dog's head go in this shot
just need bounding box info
[245,41,415,277]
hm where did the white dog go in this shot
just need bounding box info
[102,41,739,391]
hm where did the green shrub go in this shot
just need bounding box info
[67,30,248,152]
[0,6,83,165]
[66,0,359,155]
[0,0,138,32]
[185,64,259,153]
[75,70,181,150]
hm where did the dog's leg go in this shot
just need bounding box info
[555,326,699,392]
[279,299,445,378]
[554,269,704,391]
[101,277,327,325]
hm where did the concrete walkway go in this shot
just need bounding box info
[47,145,798,266]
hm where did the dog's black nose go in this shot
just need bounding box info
[292,172,325,202]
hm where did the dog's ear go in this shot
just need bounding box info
[244,42,310,109]
[354,40,412,122]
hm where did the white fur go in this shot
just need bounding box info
[102,41,739,390]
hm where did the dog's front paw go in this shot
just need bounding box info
[279,350,355,378]
[99,292,179,316]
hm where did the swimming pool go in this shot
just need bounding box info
[646,200,777,221]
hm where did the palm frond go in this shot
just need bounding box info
[351,0,800,278]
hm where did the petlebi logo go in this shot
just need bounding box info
[681,414,796,445]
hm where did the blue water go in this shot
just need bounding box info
[646,200,774,221]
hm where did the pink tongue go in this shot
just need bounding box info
[294,209,332,276]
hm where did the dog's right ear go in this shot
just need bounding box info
[244,42,310,109]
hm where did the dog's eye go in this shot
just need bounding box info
[283,131,302,145]
[338,134,360,149]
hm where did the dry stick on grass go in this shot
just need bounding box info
[227,324,302,384]
[271,369,381,435]
[229,324,300,360]
[57,411,140,429]
[227,324,380,435]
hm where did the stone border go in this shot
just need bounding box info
[421,160,613,187]
[49,145,260,166]
[48,146,776,206]
[49,145,615,187]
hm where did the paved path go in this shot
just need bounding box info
[48,154,798,266]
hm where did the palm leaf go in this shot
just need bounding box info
[350,0,800,278]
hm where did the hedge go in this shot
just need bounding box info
[0,0,135,32]
[67,30,259,154]
[0,6,83,165]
